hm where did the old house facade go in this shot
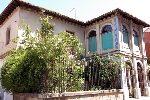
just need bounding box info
[0,0,150,99]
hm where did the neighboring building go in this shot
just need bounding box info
[144,28,150,58]
[0,0,150,99]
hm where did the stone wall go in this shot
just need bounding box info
[14,89,124,100]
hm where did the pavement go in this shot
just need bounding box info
[129,96,150,100]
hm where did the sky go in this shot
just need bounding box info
[0,0,150,25]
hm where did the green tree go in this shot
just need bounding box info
[1,16,84,93]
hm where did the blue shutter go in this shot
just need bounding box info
[88,36,97,52]
[108,32,113,49]
[93,37,97,52]
[134,37,139,46]
[123,32,129,47]
[102,32,113,50]
[102,34,105,50]
[88,38,91,52]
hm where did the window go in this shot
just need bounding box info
[133,30,139,47]
[66,30,74,35]
[6,27,11,45]
[88,30,97,52]
[122,25,129,48]
[101,25,113,50]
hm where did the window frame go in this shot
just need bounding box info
[133,29,140,51]
[66,30,74,36]
[121,25,130,49]
[101,25,113,51]
[88,30,97,53]
[6,27,11,45]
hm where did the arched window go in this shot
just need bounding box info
[88,30,97,52]
[101,25,113,50]
[133,30,139,49]
[122,25,129,48]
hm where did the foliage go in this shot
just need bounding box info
[1,16,84,93]
[83,53,122,90]
[147,59,150,66]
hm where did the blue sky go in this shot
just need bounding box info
[0,0,150,24]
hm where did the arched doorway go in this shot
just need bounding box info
[126,62,135,98]
[137,62,144,96]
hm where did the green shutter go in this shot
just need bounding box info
[102,32,113,50]
[88,37,97,52]
[123,32,129,47]
[134,37,139,46]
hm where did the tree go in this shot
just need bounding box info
[1,16,84,93]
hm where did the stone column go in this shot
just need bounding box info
[117,17,122,50]
[142,59,150,96]
[85,30,88,57]
[96,24,100,54]
[130,21,141,98]
[139,26,146,57]
[139,26,150,96]
[132,57,141,99]
[129,21,134,54]
[121,56,129,100]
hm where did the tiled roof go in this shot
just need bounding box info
[0,0,150,27]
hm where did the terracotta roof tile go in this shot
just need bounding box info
[0,0,150,27]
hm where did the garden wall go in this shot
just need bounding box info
[14,89,124,100]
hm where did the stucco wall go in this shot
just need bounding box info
[0,8,19,56]
[19,9,85,55]
[14,89,124,100]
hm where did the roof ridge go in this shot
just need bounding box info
[0,1,150,27]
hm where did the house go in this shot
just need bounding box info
[0,0,150,99]
[144,28,150,59]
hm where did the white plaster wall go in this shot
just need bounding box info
[19,9,85,55]
[0,9,19,56]
[3,92,13,100]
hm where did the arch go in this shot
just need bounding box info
[88,30,97,52]
[101,25,113,50]
[122,25,129,48]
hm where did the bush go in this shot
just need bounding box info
[1,16,84,93]
[83,54,122,90]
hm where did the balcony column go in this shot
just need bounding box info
[85,30,88,57]
[129,21,141,98]
[139,26,150,96]
[142,59,150,96]
[116,17,122,50]
[121,57,129,100]
[96,24,100,54]
[129,21,134,54]
[139,26,146,57]
[132,57,141,99]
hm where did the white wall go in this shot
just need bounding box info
[0,9,19,56]
[19,9,85,55]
